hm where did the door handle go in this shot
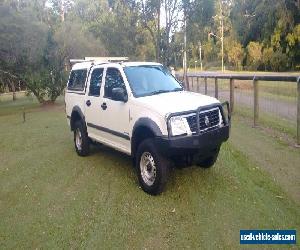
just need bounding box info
[101,102,107,110]
[86,100,91,107]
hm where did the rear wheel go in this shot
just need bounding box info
[136,139,170,195]
[74,120,90,156]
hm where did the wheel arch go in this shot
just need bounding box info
[131,118,162,156]
[70,106,85,131]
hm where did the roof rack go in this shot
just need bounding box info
[70,57,129,64]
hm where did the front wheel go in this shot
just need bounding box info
[135,139,170,195]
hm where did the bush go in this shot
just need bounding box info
[269,49,289,72]
[25,69,67,104]
[246,42,263,70]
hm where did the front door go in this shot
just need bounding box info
[98,67,131,154]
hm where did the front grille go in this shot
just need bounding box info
[186,108,220,134]
[199,108,220,131]
[186,115,198,133]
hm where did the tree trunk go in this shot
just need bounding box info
[27,87,44,104]
[156,0,161,62]
[61,0,65,22]
[8,79,16,101]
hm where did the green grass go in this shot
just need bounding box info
[258,81,297,99]
[234,105,297,139]
[212,79,297,101]
[230,115,300,203]
[0,92,39,116]
[0,97,299,249]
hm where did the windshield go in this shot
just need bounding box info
[124,65,183,97]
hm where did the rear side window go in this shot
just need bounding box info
[68,69,87,91]
[89,68,104,96]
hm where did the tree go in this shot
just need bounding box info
[262,47,273,71]
[269,49,289,71]
[138,0,163,61]
[0,2,48,101]
[286,24,300,68]
[137,0,182,64]
[160,0,182,64]
[70,0,109,24]
[54,20,106,69]
[23,30,66,103]
[91,1,138,57]
[225,38,244,70]
[246,42,263,70]
[0,0,109,103]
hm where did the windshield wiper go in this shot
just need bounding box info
[148,88,183,96]
[172,87,183,92]
[148,90,172,96]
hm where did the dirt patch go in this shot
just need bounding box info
[40,101,64,112]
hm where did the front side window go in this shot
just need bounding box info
[89,68,104,96]
[68,69,87,91]
[124,65,182,97]
[104,68,126,98]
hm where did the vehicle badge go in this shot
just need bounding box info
[204,115,210,126]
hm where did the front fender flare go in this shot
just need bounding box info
[132,117,162,137]
[131,118,163,155]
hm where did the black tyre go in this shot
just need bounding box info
[74,120,90,156]
[135,139,170,195]
[195,148,220,168]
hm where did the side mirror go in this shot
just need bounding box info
[111,87,128,102]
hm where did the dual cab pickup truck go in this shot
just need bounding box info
[65,61,230,195]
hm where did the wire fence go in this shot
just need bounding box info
[177,73,300,146]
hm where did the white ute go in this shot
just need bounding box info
[65,58,231,195]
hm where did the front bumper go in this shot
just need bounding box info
[155,102,231,156]
[154,125,230,156]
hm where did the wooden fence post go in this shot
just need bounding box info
[297,77,300,146]
[197,77,200,93]
[191,77,194,91]
[204,77,208,95]
[183,74,190,91]
[187,76,190,91]
[215,78,218,99]
[230,78,234,113]
[253,78,259,127]
[22,107,26,123]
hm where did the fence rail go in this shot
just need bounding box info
[176,72,300,146]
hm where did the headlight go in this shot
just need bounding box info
[169,116,192,136]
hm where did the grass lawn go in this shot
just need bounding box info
[0,97,299,249]
[0,92,39,116]
[201,78,297,101]
[233,105,297,139]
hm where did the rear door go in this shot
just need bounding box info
[65,68,88,122]
[84,66,105,140]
